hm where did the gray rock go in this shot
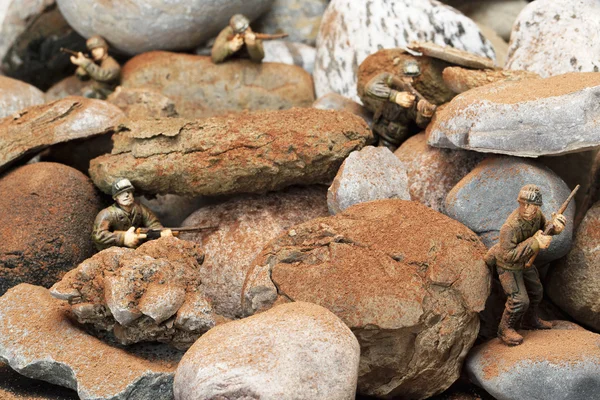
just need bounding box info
[262,40,316,74]
[312,93,373,127]
[0,76,44,119]
[314,0,496,102]
[505,0,600,77]
[466,329,600,400]
[0,0,52,61]
[444,157,574,264]
[0,284,181,400]
[427,73,600,157]
[56,0,274,55]
[174,302,360,400]
[328,146,410,214]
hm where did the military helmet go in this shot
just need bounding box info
[112,178,135,198]
[403,60,421,77]
[518,184,543,206]
[230,14,250,34]
[86,35,108,51]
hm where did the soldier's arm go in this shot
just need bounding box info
[498,223,540,263]
[415,110,432,128]
[246,38,265,62]
[92,210,125,249]
[211,27,235,64]
[80,57,120,82]
[139,204,164,230]
[365,73,400,101]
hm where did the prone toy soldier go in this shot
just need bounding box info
[212,14,264,64]
[92,178,172,251]
[485,185,567,346]
[68,35,121,99]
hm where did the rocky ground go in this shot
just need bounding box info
[0,0,599,399]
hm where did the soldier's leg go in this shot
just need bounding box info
[521,266,552,329]
[372,121,398,151]
[497,268,529,345]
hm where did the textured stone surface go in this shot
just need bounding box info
[89,108,373,197]
[44,75,92,101]
[328,146,410,214]
[243,199,490,399]
[0,96,126,172]
[428,73,600,156]
[0,163,102,296]
[121,52,315,118]
[444,157,574,263]
[475,23,508,67]
[1,360,78,399]
[546,202,600,331]
[0,76,45,118]
[442,66,539,94]
[314,0,495,102]
[394,132,486,213]
[448,0,528,41]
[262,40,316,74]
[506,0,600,77]
[180,186,329,319]
[466,330,600,400]
[106,88,178,120]
[312,93,372,127]
[56,0,274,55]
[0,284,181,400]
[174,302,360,400]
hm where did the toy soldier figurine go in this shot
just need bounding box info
[68,35,120,99]
[92,178,172,251]
[211,14,265,64]
[485,185,568,346]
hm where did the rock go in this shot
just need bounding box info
[449,0,528,41]
[0,284,181,400]
[475,23,508,67]
[0,0,52,60]
[243,199,491,399]
[89,108,373,197]
[121,52,315,118]
[444,157,574,263]
[139,195,206,228]
[314,0,496,102]
[44,75,92,101]
[312,93,372,127]
[262,40,316,74]
[174,302,360,400]
[0,76,45,119]
[466,329,600,400]
[442,66,539,94]
[180,186,329,319]
[0,361,79,399]
[546,202,600,331]
[394,132,486,213]
[427,73,600,156]
[0,96,126,172]
[50,237,217,349]
[56,0,274,55]
[106,88,178,119]
[254,0,329,46]
[506,0,600,77]
[0,163,102,296]
[328,146,410,214]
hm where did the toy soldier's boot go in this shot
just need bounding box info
[498,310,523,346]
[522,306,552,330]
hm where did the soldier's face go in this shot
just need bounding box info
[519,201,539,221]
[115,190,134,207]
[92,47,106,61]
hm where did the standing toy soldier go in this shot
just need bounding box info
[485,184,572,346]
[212,14,265,64]
[68,35,120,99]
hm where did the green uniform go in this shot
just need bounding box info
[92,203,163,251]
[211,26,264,64]
[76,55,121,99]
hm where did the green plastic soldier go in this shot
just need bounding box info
[69,35,121,99]
[211,14,265,64]
[92,178,172,251]
[485,185,567,346]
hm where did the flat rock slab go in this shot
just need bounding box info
[0,284,182,400]
[0,362,78,400]
[121,52,315,118]
[427,73,600,157]
[89,108,373,197]
[466,330,600,400]
[442,67,539,94]
[0,96,126,172]
[0,76,45,119]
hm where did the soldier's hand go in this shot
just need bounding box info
[551,212,567,234]
[533,230,552,250]
[124,226,146,248]
[160,229,173,238]
[417,99,437,118]
[229,35,244,52]
[394,92,416,108]
[70,52,88,66]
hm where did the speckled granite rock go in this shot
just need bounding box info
[262,40,316,74]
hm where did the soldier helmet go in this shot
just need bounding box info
[86,35,108,51]
[230,14,250,34]
[112,178,135,198]
[403,60,421,77]
[518,184,543,206]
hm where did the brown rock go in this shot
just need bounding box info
[0,163,102,296]
[45,75,94,102]
[121,52,315,118]
[312,92,373,127]
[180,186,329,319]
[106,87,178,120]
[0,96,126,173]
[442,67,540,94]
[0,76,45,119]
[243,199,491,399]
[89,108,373,197]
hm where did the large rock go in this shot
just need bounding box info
[89,108,373,197]
[466,330,600,400]
[0,96,126,172]
[546,202,600,331]
[0,361,78,400]
[444,157,574,263]
[427,73,600,157]
[121,52,315,118]
[0,76,45,118]
[328,146,410,214]
[44,75,92,101]
[505,0,600,77]
[174,302,360,400]
[56,0,274,55]
[262,40,316,74]
[180,186,329,319]
[0,163,102,296]
[243,200,491,399]
[314,0,496,102]
[312,93,373,127]
[106,87,178,119]
[441,66,539,94]
[0,284,181,400]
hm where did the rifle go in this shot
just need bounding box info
[226,32,289,41]
[389,75,436,116]
[135,225,219,240]
[60,47,89,58]
[525,184,579,268]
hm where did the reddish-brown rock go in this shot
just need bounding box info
[106,87,178,120]
[442,67,539,94]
